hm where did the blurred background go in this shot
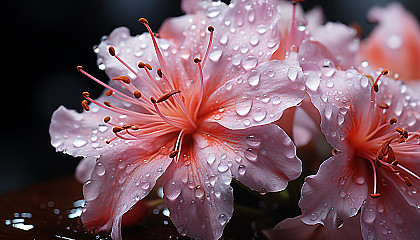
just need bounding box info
[2,0,420,194]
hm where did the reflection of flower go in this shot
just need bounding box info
[298,40,420,239]
[49,0,305,239]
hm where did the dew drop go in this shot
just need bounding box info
[238,165,246,175]
[244,148,258,161]
[352,175,365,185]
[324,105,333,119]
[309,213,318,221]
[256,25,267,34]
[72,136,87,148]
[287,67,298,81]
[165,181,181,200]
[194,185,205,198]
[235,95,253,116]
[207,153,216,164]
[252,107,266,122]
[219,32,228,45]
[247,72,260,86]
[242,55,258,70]
[245,134,261,147]
[259,188,267,195]
[249,34,259,46]
[360,75,369,88]
[218,214,228,225]
[217,162,229,173]
[362,208,376,223]
[209,50,222,62]
[206,7,221,18]
[326,79,334,88]
[95,162,106,176]
[337,114,345,125]
[305,72,320,91]
[141,181,150,190]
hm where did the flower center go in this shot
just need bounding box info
[77,17,215,160]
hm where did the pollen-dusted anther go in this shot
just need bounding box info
[112,126,124,133]
[108,46,116,56]
[106,90,113,96]
[157,90,182,103]
[169,150,179,158]
[373,82,379,93]
[404,177,413,187]
[194,57,202,63]
[377,103,389,109]
[104,101,112,107]
[391,159,399,166]
[157,68,163,78]
[207,25,215,32]
[390,117,398,125]
[150,97,157,104]
[77,66,83,71]
[82,91,90,98]
[104,116,111,123]
[81,100,90,111]
[381,69,389,75]
[138,17,149,25]
[370,193,381,198]
[133,91,142,99]
[112,76,131,84]
[396,127,404,134]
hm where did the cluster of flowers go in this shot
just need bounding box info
[49,0,420,239]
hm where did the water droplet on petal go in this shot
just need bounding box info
[362,208,376,223]
[242,55,258,70]
[309,213,318,221]
[209,50,222,62]
[217,162,229,173]
[95,162,106,176]
[245,134,261,147]
[238,165,246,175]
[259,188,267,195]
[219,32,228,45]
[249,34,259,46]
[247,72,260,86]
[194,185,205,198]
[337,114,345,125]
[218,214,228,225]
[306,73,320,91]
[207,153,216,165]
[206,7,221,18]
[244,148,258,161]
[287,67,298,81]
[235,95,253,116]
[72,136,87,147]
[324,105,333,119]
[165,181,181,200]
[252,107,266,122]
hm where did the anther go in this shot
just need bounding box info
[194,57,202,63]
[365,75,374,86]
[404,177,413,187]
[396,128,404,134]
[391,159,399,166]
[77,66,83,71]
[373,82,379,93]
[138,62,146,68]
[370,193,381,198]
[138,18,149,25]
[144,63,152,70]
[106,90,113,96]
[398,136,407,143]
[377,103,389,109]
[157,68,163,78]
[108,46,116,56]
[104,116,111,123]
[403,130,409,139]
[157,90,182,103]
[381,69,389,75]
[112,126,124,133]
[81,100,90,111]
[169,150,179,158]
[207,26,214,32]
[82,92,90,98]
[150,97,157,104]
[112,76,131,84]
[104,101,112,107]
[390,117,397,125]
[133,91,142,99]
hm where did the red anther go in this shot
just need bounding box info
[381,69,389,75]
[113,126,124,133]
[377,103,389,109]
[150,97,157,104]
[81,100,90,111]
[396,127,404,134]
[133,91,142,99]
[112,76,131,84]
[157,68,163,78]
[403,130,409,139]
[169,150,179,158]
[106,90,113,96]
[404,177,413,187]
[389,117,397,125]
[104,116,111,123]
[138,62,146,68]
[82,92,90,98]
[144,63,152,70]
[373,82,379,93]
[370,193,381,198]
[108,46,116,56]
[104,101,112,107]
[77,66,83,71]
[138,18,149,25]
[157,90,182,103]
[194,57,202,63]
[391,160,399,166]
[207,26,214,32]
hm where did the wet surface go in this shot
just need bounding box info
[0,176,276,239]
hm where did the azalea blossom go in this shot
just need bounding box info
[298,40,420,239]
[358,2,420,82]
[49,0,305,239]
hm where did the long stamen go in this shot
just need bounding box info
[151,97,184,128]
[369,159,381,198]
[201,26,214,67]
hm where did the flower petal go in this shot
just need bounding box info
[299,153,369,230]
[203,60,306,129]
[161,136,233,240]
[81,142,173,240]
[360,172,420,239]
[358,2,420,81]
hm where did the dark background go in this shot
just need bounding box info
[2,0,420,194]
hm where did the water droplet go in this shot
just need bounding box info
[336,217,344,229]
[218,214,228,225]
[339,177,346,185]
[179,224,188,236]
[72,136,87,147]
[165,181,181,200]
[244,119,251,126]
[238,165,246,175]
[252,107,266,122]
[209,50,222,62]
[217,162,229,173]
[352,175,365,185]
[337,114,345,125]
[244,148,258,161]
[247,72,260,86]
[249,34,259,46]
[256,25,267,34]
[207,153,216,164]
[321,93,328,103]
[242,55,258,70]
[309,213,318,221]
[324,105,333,119]
[98,125,108,132]
[219,32,228,45]
[259,188,267,195]
[141,181,150,190]
[245,134,261,147]
[95,162,106,176]
[287,67,298,81]
[326,79,334,88]
[206,7,221,18]
[362,208,376,223]
[360,75,369,88]
[235,95,253,116]
[194,185,205,198]
[339,189,346,198]
[306,73,320,91]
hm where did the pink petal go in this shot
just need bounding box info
[159,15,193,46]
[360,172,420,239]
[203,60,306,130]
[161,137,234,240]
[311,22,359,69]
[81,143,173,240]
[358,2,420,81]
[75,157,96,183]
[268,215,362,240]
[292,107,319,147]
[299,153,369,230]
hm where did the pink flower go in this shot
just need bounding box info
[49,0,305,239]
[358,2,420,82]
[297,40,420,239]
[266,215,362,240]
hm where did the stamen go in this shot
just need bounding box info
[157,68,163,78]
[104,116,111,123]
[108,46,116,56]
[112,76,131,84]
[81,100,90,111]
[370,70,388,104]
[370,193,381,198]
[133,91,142,99]
[192,58,205,120]
[403,130,409,139]
[396,127,404,134]
[106,90,113,96]
[113,126,124,133]
[369,160,380,199]
[404,177,413,187]
[169,150,179,158]
[377,103,389,109]
[202,26,214,66]
[391,159,399,166]
[157,90,182,103]
[390,117,397,125]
